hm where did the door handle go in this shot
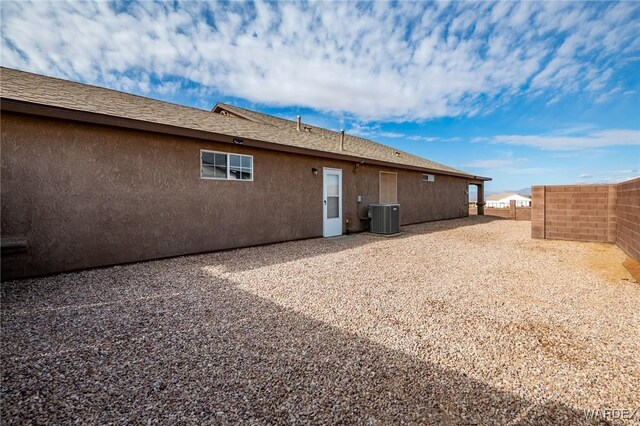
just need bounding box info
[324,200,327,204]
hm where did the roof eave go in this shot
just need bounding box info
[2,98,489,181]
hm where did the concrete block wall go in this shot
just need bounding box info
[469,201,531,221]
[486,208,512,219]
[513,202,532,221]
[531,178,640,260]
[547,185,612,242]
[615,178,640,260]
[531,186,545,239]
[607,185,618,243]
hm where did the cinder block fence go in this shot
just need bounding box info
[469,201,531,220]
[531,178,640,260]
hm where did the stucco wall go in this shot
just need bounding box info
[1,112,469,279]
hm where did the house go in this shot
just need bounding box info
[486,192,531,208]
[0,67,490,280]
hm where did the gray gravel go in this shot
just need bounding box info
[2,216,638,425]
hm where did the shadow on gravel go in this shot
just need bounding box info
[0,216,505,314]
[0,216,505,286]
[2,272,604,425]
[194,215,506,274]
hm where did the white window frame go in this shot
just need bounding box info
[200,149,254,182]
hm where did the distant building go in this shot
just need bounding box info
[486,192,531,208]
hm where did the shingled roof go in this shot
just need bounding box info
[0,67,488,180]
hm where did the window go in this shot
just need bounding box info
[201,150,253,181]
[379,171,397,203]
[201,151,227,179]
[423,174,435,182]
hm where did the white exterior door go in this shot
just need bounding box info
[323,168,342,237]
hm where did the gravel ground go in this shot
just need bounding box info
[2,216,639,425]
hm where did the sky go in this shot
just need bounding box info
[1,1,639,194]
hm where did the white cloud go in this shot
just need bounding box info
[1,1,638,121]
[470,137,491,143]
[550,148,609,159]
[408,135,462,143]
[408,136,440,142]
[462,158,528,168]
[487,129,640,150]
[348,123,457,142]
[603,175,640,184]
[461,159,552,175]
[377,132,406,139]
[578,173,593,179]
[348,123,387,138]
[595,86,623,104]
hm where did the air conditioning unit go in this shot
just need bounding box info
[368,204,400,234]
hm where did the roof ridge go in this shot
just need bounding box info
[216,102,303,129]
[213,102,279,126]
[214,102,468,175]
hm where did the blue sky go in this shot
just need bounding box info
[1,1,639,193]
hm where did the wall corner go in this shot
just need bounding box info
[531,186,545,239]
[607,184,618,243]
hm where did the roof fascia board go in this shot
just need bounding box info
[1,98,490,181]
